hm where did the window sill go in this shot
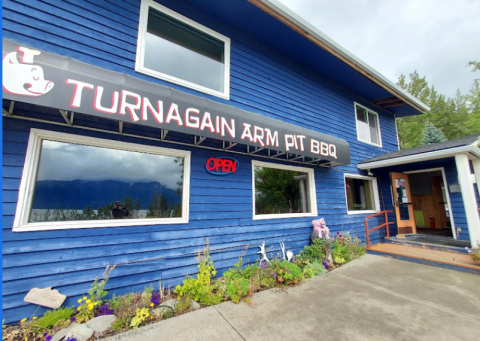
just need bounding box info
[357,138,382,148]
[252,212,318,220]
[135,66,230,100]
[346,210,380,216]
[13,217,189,232]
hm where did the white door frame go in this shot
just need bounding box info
[404,167,456,239]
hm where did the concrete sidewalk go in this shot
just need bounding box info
[104,255,480,341]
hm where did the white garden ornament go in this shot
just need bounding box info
[258,241,269,263]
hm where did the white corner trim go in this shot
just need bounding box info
[354,102,383,148]
[251,160,317,220]
[455,154,480,245]
[13,129,191,231]
[343,173,381,214]
[135,0,231,99]
[358,146,480,170]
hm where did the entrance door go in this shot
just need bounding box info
[391,172,417,234]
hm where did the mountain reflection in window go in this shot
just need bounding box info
[29,140,184,222]
[254,166,310,215]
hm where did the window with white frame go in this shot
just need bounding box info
[252,160,317,220]
[355,103,382,147]
[13,129,190,231]
[135,0,231,99]
[344,174,380,214]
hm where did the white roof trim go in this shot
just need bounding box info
[256,0,431,113]
[358,146,480,170]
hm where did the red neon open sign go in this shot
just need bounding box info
[206,157,239,175]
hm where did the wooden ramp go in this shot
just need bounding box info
[367,243,480,275]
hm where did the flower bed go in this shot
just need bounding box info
[2,233,366,341]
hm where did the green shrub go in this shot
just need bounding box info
[468,242,480,262]
[226,278,249,303]
[332,232,366,264]
[298,239,330,264]
[271,260,304,285]
[305,261,326,276]
[30,306,74,332]
[174,240,223,306]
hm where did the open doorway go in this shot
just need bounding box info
[406,169,454,238]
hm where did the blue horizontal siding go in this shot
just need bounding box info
[1,0,403,323]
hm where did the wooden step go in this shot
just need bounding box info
[384,237,468,254]
[367,243,480,275]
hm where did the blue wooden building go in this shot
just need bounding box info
[3,0,479,322]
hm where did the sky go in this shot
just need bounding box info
[277,0,480,98]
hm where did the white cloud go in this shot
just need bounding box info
[277,0,480,97]
[37,140,183,190]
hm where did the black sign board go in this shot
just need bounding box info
[2,39,350,165]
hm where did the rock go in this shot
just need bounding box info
[51,322,80,341]
[190,300,200,311]
[86,315,117,333]
[153,298,177,317]
[65,324,94,341]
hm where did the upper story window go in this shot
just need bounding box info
[13,129,190,231]
[355,103,382,147]
[252,160,317,220]
[136,0,231,99]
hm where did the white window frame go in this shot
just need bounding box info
[354,102,382,148]
[13,129,191,232]
[344,173,380,215]
[135,0,231,99]
[252,160,318,220]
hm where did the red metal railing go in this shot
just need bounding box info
[364,210,394,248]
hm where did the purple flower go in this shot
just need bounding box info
[99,303,114,315]
[70,317,76,322]
[46,336,52,341]
[322,261,330,269]
[260,262,269,269]
[151,292,161,306]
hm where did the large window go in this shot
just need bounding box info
[344,174,380,214]
[135,0,231,99]
[252,160,317,220]
[355,103,382,147]
[13,130,190,231]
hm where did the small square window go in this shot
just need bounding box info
[355,103,382,147]
[344,174,380,214]
[252,160,317,220]
[13,129,191,231]
[136,0,231,99]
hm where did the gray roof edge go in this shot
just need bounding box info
[259,0,431,114]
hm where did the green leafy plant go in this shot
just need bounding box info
[88,264,116,304]
[226,278,249,303]
[29,307,74,333]
[297,239,330,265]
[270,260,304,285]
[332,232,366,265]
[142,284,154,305]
[304,261,326,276]
[111,317,129,330]
[174,239,223,306]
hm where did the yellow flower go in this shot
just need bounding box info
[150,303,154,307]
[88,303,94,310]
[77,299,82,303]
[83,296,87,300]
[86,299,91,304]
[21,318,27,323]
[77,307,81,311]
[150,316,154,320]
[94,302,98,306]
[32,317,37,320]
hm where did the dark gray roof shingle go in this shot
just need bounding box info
[359,134,480,164]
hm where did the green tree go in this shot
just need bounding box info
[396,70,474,149]
[419,122,446,145]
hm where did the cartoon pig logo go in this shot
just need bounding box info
[3,46,54,97]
